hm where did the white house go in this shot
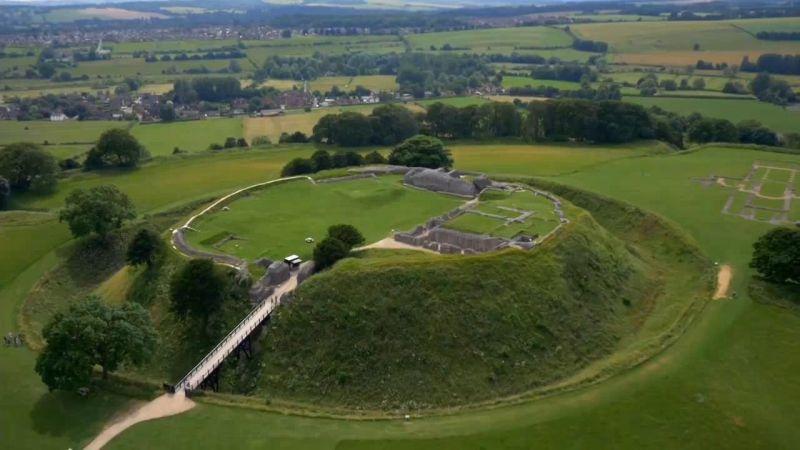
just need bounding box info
[49,112,68,122]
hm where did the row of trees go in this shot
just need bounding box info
[312,104,419,146]
[281,148,386,176]
[530,64,597,83]
[741,54,800,75]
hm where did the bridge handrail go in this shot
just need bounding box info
[175,295,278,392]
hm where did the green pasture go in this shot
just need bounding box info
[187,175,462,260]
[731,17,800,34]
[131,118,243,156]
[0,120,129,146]
[244,35,404,61]
[3,141,800,449]
[624,96,800,133]
[450,141,667,177]
[105,144,800,450]
[502,76,582,91]
[415,96,489,108]
[572,20,800,54]
[68,58,247,79]
[15,146,315,212]
[109,39,241,54]
[406,26,574,54]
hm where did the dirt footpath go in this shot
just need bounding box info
[713,265,733,300]
[357,237,437,253]
[84,393,195,450]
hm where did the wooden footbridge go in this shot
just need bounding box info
[173,274,298,393]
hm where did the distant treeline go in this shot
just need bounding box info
[572,39,609,53]
[741,54,800,75]
[256,53,497,97]
[507,83,621,101]
[531,64,597,83]
[755,31,800,41]
[310,99,792,150]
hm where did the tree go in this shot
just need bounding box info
[327,224,365,249]
[86,129,146,169]
[313,237,350,270]
[224,137,238,148]
[369,103,419,145]
[59,185,136,239]
[281,158,315,176]
[127,228,165,268]
[0,142,58,193]
[170,259,228,320]
[0,176,9,210]
[688,118,738,143]
[692,78,706,90]
[750,227,800,283]
[388,135,453,169]
[737,120,779,146]
[363,150,387,164]
[159,104,176,122]
[35,296,156,390]
[310,150,332,171]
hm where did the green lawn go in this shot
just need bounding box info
[624,96,800,133]
[131,118,244,156]
[187,175,463,260]
[444,189,561,239]
[0,120,130,146]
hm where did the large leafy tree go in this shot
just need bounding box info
[59,185,136,239]
[750,227,800,283]
[170,259,228,320]
[127,228,165,268]
[35,296,156,390]
[0,142,58,193]
[313,237,350,271]
[369,103,419,145]
[388,135,453,169]
[328,224,365,249]
[85,129,146,169]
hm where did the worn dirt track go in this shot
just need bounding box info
[713,265,733,300]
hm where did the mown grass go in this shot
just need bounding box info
[187,175,462,260]
[406,26,574,54]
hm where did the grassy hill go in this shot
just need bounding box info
[253,204,658,411]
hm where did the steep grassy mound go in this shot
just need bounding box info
[255,206,657,411]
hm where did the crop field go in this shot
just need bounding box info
[187,175,462,260]
[444,189,561,239]
[42,7,168,22]
[260,75,398,93]
[68,57,247,78]
[243,105,379,142]
[406,26,574,54]
[731,16,800,33]
[131,118,244,156]
[0,120,129,146]
[624,96,800,133]
[244,35,404,61]
[502,76,582,91]
[572,20,800,54]
[109,39,241,54]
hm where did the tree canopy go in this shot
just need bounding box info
[85,129,147,169]
[328,224,365,248]
[59,185,136,239]
[388,135,453,169]
[0,142,58,194]
[35,296,156,390]
[313,236,351,271]
[170,259,228,320]
[127,228,166,268]
[750,227,800,283]
[0,176,9,210]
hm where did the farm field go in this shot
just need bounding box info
[261,75,398,93]
[187,175,462,260]
[406,26,574,54]
[0,120,129,145]
[243,105,378,142]
[624,96,800,134]
[131,118,244,156]
[68,57,246,78]
[502,76,582,91]
[244,35,404,61]
[94,144,800,449]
